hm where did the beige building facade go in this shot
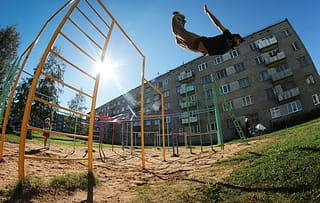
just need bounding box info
[95,19,320,145]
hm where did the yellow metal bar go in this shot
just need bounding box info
[24,155,87,161]
[144,79,166,161]
[59,31,97,62]
[0,0,73,161]
[18,0,80,181]
[85,0,110,29]
[97,0,145,58]
[68,17,103,50]
[27,125,89,140]
[33,96,90,118]
[41,71,93,98]
[140,58,146,169]
[88,74,100,172]
[75,7,107,39]
[50,49,95,80]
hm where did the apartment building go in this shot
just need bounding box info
[95,19,320,145]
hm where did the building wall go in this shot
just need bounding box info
[95,19,320,145]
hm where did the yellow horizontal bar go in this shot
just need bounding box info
[60,31,96,62]
[25,155,88,161]
[41,71,93,98]
[68,17,103,50]
[33,96,90,118]
[50,49,95,80]
[75,7,106,39]
[27,125,89,140]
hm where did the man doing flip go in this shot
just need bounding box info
[172,4,244,56]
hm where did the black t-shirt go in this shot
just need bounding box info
[200,29,235,56]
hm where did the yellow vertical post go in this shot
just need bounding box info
[88,74,100,171]
[140,57,146,169]
[18,0,80,181]
[161,95,166,161]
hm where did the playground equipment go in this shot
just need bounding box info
[0,1,167,192]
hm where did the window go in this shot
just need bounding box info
[312,94,320,105]
[214,56,224,65]
[165,116,172,124]
[223,100,234,111]
[205,89,213,98]
[145,98,151,104]
[265,88,276,100]
[153,94,160,101]
[164,102,171,110]
[306,74,315,85]
[145,86,151,92]
[234,63,245,73]
[198,63,207,71]
[207,122,216,131]
[230,49,240,58]
[238,77,250,88]
[275,64,288,72]
[221,84,231,94]
[282,29,291,37]
[200,75,211,84]
[216,69,227,79]
[270,107,281,118]
[163,79,169,88]
[288,100,302,113]
[249,42,258,51]
[164,90,170,97]
[297,56,308,68]
[176,86,181,94]
[291,41,300,51]
[242,95,254,106]
[255,55,265,64]
[260,70,270,81]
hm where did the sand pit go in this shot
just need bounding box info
[0,139,258,202]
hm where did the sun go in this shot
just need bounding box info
[94,59,118,80]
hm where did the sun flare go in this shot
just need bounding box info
[94,59,118,80]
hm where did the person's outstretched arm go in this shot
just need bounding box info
[204,4,226,32]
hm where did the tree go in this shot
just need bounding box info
[11,46,65,127]
[66,90,88,135]
[0,26,20,86]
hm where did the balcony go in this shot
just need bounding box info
[180,100,196,109]
[255,36,278,51]
[179,84,195,95]
[271,68,293,82]
[276,87,300,102]
[181,116,198,124]
[263,50,286,66]
[177,70,194,81]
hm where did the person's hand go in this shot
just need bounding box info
[204,4,209,13]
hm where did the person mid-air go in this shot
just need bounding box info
[172,4,244,56]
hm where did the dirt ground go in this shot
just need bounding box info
[0,139,259,202]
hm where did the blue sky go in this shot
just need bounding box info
[1,0,320,108]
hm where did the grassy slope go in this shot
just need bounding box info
[135,118,320,203]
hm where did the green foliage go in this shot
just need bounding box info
[6,176,43,201]
[50,172,98,191]
[0,25,19,84]
[199,183,222,203]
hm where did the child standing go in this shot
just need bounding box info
[43,118,51,149]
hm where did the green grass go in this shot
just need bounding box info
[3,172,98,202]
[134,118,320,203]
